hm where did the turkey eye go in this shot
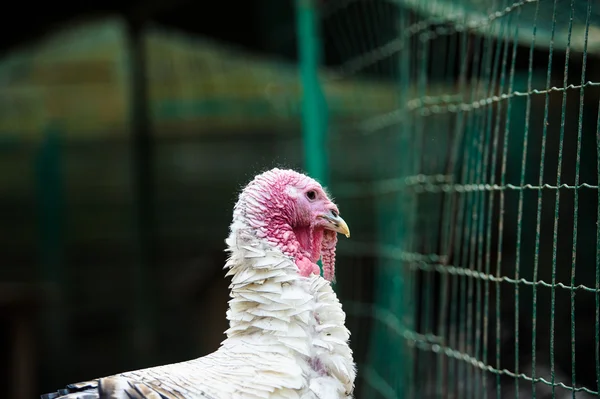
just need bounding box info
[306,190,316,201]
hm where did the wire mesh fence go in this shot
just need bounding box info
[319,0,600,397]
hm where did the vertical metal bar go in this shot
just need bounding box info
[296,0,329,284]
[567,1,582,397]
[483,14,508,399]
[126,16,155,368]
[35,125,66,385]
[12,312,34,399]
[396,9,412,398]
[550,0,575,396]
[296,0,328,186]
[505,20,521,398]
[531,0,557,395]
[596,66,600,399]
[495,8,520,397]
[473,9,497,396]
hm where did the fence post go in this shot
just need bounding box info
[296,0,330,282]
[35,125,67,385]
[296,0,328,186]
[126,16,156,369]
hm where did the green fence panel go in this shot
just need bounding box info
[314,0,600,397]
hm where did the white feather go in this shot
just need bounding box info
[55,198,355,399]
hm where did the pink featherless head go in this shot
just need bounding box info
[234,168,350,281]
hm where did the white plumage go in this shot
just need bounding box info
[45,169,356,399]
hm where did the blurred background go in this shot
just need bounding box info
[2,0,600,398]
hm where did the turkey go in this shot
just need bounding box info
[42,168,356,399]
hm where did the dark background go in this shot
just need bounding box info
[2,1,600,398]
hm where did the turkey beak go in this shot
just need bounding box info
[320,210,350,238]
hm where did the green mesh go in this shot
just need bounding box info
[311,0,600,397]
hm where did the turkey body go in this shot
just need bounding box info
[45,200,356,399]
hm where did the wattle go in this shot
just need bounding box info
[293,225,324,263]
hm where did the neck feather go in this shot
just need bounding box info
[221,216,356,393]
[222,217,314,355]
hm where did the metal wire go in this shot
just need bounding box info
[321,0,600,397]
